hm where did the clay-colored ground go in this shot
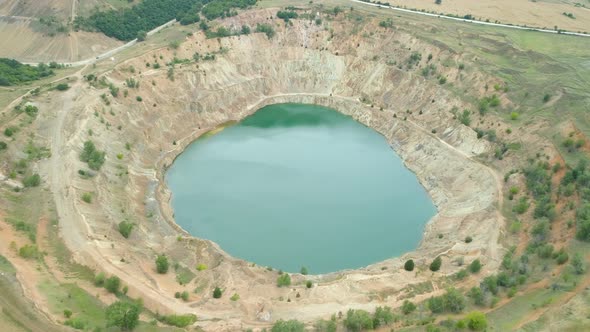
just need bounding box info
[370,0,590,32]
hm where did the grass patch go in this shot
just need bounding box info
[175,266,195,285]
[0,255,15,274]
[487,288,562,331]
[38,280,106,330]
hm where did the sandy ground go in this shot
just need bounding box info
[383,0,590,32]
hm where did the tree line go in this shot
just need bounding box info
[75,0,257,41]
[0,58,55,86]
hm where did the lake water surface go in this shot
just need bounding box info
[167,103,436,274]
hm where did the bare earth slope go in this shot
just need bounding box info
[25,9,509,330]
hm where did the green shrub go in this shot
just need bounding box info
[23,174,41,187]
[18,244,39,259]
[213,287,222,299]
[277,273,291,287]
[157,313,197,328]
[230,293,240,301]
[118,220,134,239]
[0,141,7,150]
[81,192,92,203]
[106,300,142,330]
[465,311,487,331]
[465,236,473,243]
[64,317,86,330]
[55,83,69,91]
[373,306,393,328]
[181,291,189,301]
[94,272,106,286]
[256,23,275,39]
[469,259,482,274]
[63,309,72,318]
[196,263,207,271]
[104,276,121,294]
[306,280,313,288]
[272,319,305,332]
[344,309,373,331]
[156,254,169,274]
[300,266,308,275]
[429,256,442,272]
[4,126,17,137]
[404,259,415,271]
[402,300,416,315]
[80,140,105,170]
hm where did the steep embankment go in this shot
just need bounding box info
[33,8,507,330]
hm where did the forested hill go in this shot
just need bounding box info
[75,0,257,41]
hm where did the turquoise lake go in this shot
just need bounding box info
[166,103,436,274]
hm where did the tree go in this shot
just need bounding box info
[404,259,415,271]
[443,288,466,313]
[571,253,585,275]
[105,300,142,331]
[469,259,482,274]
[429,256,442,272]
[465,311,487,331]
[372,306,393,328]
[344,309,373,331]
[468,287,485,306]
[213,287,222,299]
[428,296,444,313]
[401,300,416,314]
[241,25,251,35]
[156,254,169,274]
[105,276,121,294]
[271,319,305,332]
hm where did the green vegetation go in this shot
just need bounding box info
[429,256,442,272]
[196,263,207,271]
[256,23,276,39]
[156,313,197,328]
[0,59,54,86]
[402,300,416,314]
[80,141,106,171]
[230,293,240,301]
[272,319,305,332]
[277,10,298,22]
[18,244,40,259]
[118,220,134,239]
[300,266,308,275]
[105,300,142,331]
[464,311,488,330]
[428,288,465,314]
[22,174,41,187]
[55,83,69,91]
[156,254,169,274]
[469,259,482,274]
[104,276,121,294]
[77,0,257,41]
[277,273,291,287]
[404,259,415,271]
[81,192,92,203]
[212,287,222,299]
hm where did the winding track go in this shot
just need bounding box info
[350,0,590,38]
